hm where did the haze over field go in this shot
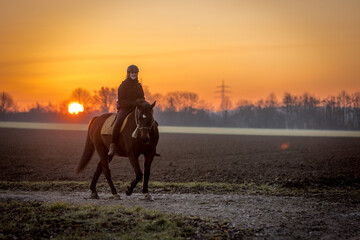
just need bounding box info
[1,0,359,109]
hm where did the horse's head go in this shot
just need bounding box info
[134,100,156,144]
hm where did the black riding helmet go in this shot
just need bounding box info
[127,65,139,73]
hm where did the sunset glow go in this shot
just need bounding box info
[68,103,84,115]
[0,0,359,109]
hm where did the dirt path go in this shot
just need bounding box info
[1,190,359,239]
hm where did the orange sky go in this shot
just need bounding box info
[1,0,359,110]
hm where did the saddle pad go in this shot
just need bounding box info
[101,113,130,135]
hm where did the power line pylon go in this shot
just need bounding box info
[215,80,231,111]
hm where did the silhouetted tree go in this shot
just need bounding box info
[323,96,337,129]
[59,99,70,114]
[265,93,278,108]
[220,96,233,122]
[93,86,117,113]
[163,91,200,112]
[283,92,299,128]
[71,88,93,112]
[233,100,256,127]
[352,92,360,128]
[337,90,351,127]
[0,91,16,113]
[39,102,57,113]
[152,93,164,110]
[27,102,57,113]
[299,93,320,129]
[143,86,155,103]
[28,102,48,113]
[143,86,165,111]
[2,86,359,129]
[263,93,283,128]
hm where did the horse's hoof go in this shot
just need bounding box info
[143,193,154,201]
[125,187,133,196]
[90,192,99,199]
[109,194,121,200]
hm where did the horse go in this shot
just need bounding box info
[74,100,159,200]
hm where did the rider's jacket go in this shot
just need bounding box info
[117,78,145,110]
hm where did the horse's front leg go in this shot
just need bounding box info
[143,152,155,200]
[126,154,143,196]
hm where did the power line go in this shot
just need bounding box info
[215,80,231,111]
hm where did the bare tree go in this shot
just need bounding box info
[337,90,351,108]
[299,93,320,128]
[265,93,278,108]
[164,92,178,112]
[143,86,156,103]
[70,88,93,112]
[27,102,56,113]
[93,86,117,113]
[152,93,164,110]
[28,102,46,113]
[180,92,200,111]
[352,92,360,128]
[196,99,213,111]
[58,99,70,114]
[337,90,351,127]
[352,92,360,108]
[283,93,298,128]
[143,85,167,110]
[0,91,16,113]
[234,100,255,127]
[220,96,232,112]
[262,93,281,127]
[163,91,201,112]
[323,96,337,129]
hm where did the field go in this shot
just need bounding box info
[1,128,360,239]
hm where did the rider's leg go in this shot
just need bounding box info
[108,109,127,156]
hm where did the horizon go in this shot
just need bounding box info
[2,87,359,112]
[1,0,360,110]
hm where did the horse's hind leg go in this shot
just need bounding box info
[89,155,115,199]
[89,163,102,199]
[98,147,120,199]
[126,154,143,196]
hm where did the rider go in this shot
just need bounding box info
[108,64,145,156]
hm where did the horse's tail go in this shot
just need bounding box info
[74,117,97,174]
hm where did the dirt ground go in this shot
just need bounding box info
[1,190,359,240]
[0,128,359,186]
[1,128,360,239]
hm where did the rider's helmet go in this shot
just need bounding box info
[127,65,139,73]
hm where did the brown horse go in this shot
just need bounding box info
[74,100,159,200]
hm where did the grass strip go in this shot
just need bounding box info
[0,200,250,240]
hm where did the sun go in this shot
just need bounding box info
[68,103,84,114]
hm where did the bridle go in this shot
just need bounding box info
[132,106,155,138]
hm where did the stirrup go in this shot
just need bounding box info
[108,143,116,156]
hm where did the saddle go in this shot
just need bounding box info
[101,113,131,135]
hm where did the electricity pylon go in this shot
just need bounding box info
[215,80,232,112]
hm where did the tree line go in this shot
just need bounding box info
[1,88,360,130]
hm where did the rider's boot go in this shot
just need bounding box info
[108,143,116,156]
